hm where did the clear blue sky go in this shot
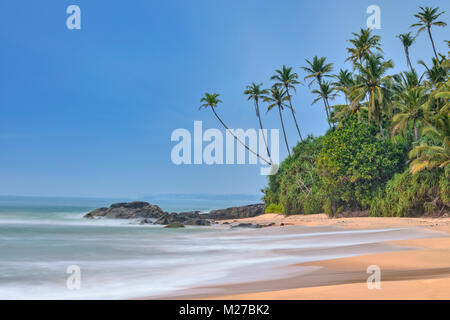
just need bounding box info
[1,0,448,198]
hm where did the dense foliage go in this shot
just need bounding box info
[316,119,407,215]
[201,6,449,217]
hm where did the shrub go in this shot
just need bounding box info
[316,118,406,215]
[370,168,449,217]
[265,203,284,214]
[263,135,324,215]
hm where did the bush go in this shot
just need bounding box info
[316,119,406,216]
[370,168,449,217]
[263,135,324,215]
[265,203,284,214]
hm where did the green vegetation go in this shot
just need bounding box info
[200,7,449,217]
[265,203,284,214]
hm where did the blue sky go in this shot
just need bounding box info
[0,0,448,198]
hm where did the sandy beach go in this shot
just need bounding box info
[161,214,450,300]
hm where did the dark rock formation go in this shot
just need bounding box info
[84,201,165,219]
[83,201,265,227]
[153,211,212,226]
[203,204,265,220]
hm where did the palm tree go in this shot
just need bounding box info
[349,54,394,137]
[311,81,337,127]
[392,86,429,141]
[302,56,334,127]
[271,66,303,141]
[263,87,291,156]
[333,69,355,104]
[346,28,382,65]
[409,115,450,176]
[397,32,416,71]
[411,6,447,61]
[199,93,270,165]
[244,82,272,163]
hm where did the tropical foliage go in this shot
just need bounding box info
[200,7,449,217]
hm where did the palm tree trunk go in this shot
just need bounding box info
[413,117,418,141]
[210,107,271,165]
[278,105,291,156]
[323,97,331,128]
[285,88,303,142]
[405,46,414,72]
[255,100,272,163]
[318,78,331,128]
[427,26,439,61]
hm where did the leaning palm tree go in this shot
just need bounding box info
[199,93,270,165]
[302,56,334,127]
[271,66,303,141]
[346,28,383,65]
[411,6,447,61]
[244,82,272,163]
[349,54,394,137]
[311,81,337,127]
[392,86,429,141]
[263,87,291,156]
[397,32,416,72]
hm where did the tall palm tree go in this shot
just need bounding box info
[346,28,383,65]
[397,32,416,72]
[244,82,272,163]
[199,93,270,165]
[263,87,291,156]
[311,81,337,126]
[349,54,394,137]
[271,66,303,141]
[333,69,355,104]
[392,86,429,141]
[411,6,447,61]
[302,56,334,127]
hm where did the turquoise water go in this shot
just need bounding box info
[0,196,439,299]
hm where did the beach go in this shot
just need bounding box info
[171,214,450,300]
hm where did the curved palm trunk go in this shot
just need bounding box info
[210,107,271,165]
[404,46,414,72]
[278,104,291,156]
[427,26,439,61]
[255,100,272,163]
[285,88,303,142]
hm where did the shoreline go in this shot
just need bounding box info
[142,214,450,300]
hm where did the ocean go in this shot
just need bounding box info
[0,195,438,299]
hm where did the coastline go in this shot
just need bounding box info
[145,214,450,300]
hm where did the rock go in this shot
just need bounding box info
[231,223,261,229]
[84,201,166,219]
[164,222,185,228]
[203,204,265,220]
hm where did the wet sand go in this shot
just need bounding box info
[143,214,450,300]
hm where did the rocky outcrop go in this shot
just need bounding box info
[83,201,265,227]
[84,201,166,219]
[153,211,212,226]
[203,204,265,220]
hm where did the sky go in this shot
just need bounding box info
[0,0,449,198]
